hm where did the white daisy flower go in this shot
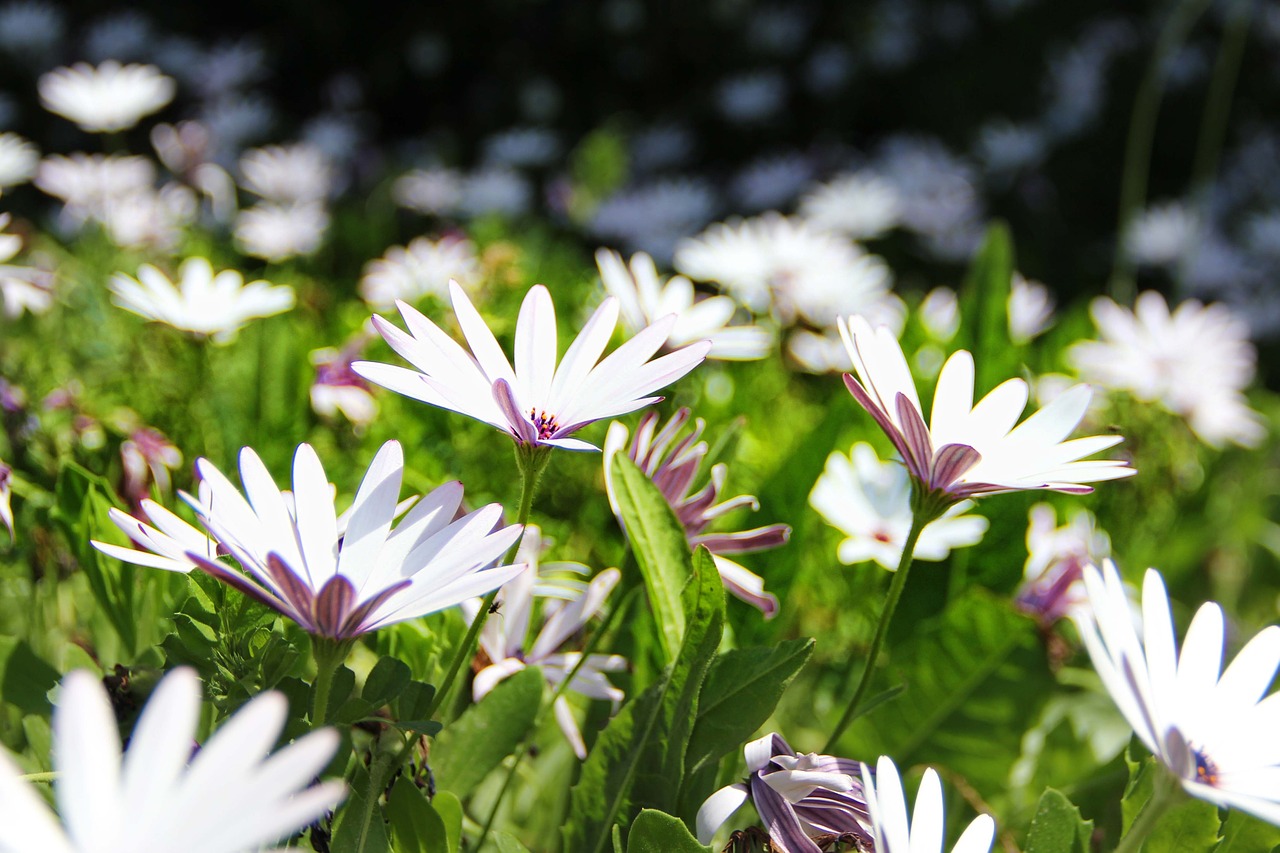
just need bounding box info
[359,235,481,308]
[1069,291,1264,448]
[354,282,710,452]
[0,213,54,318]
[810,442,988,569]
[392,167,464,216]
[38,61,175,132]
[233,202,329,262]
[841,315,1134,508]
[861,756,996,853]
[798,171,903,241]
[1124,202,1198,268]
[1073,561,1280,825]
[109,257,294,343]
[918,287,960,342]
[596,248,771,360]
[0,462,12,539]
[0,667,344,853]
[1008,273,1055,344]
[35,153,155,223]
[0,132,38,194]
[1014,503,1110,624]
[238,143,333,203]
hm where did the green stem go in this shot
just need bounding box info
[18,771,57,784]
[1114,768,1181,853]
[824,508,928,753]
[1107,0,1212,303]
[423,443,551,722]
[310,636,352,728]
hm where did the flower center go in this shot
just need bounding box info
[1193,747,1221,787]
[529,408,559,440]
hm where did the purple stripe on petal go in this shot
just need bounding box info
[692,524,791,555]
[930,443,981,492]
[340,579,413,637]
[894,393,934,484]
[751,778,823,853]
[313,575,357,638]
[264,553,319,629]
[844,375,914,467]
[492,378,538,444]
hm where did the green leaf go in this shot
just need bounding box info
[958,221,1014,394]
[364,656,411,707]
[492,832,533,853]
[386,776,448,853]
[430,666,542,793]
[564,547,725,853]
[432,791,463,853]
[626,810,711,853]
[1214,809,1280,853]
[0,637,60,715]
[331,764,391,853]
[1025,788,1093,853]
[680,638,814,816]
[316,665,356,724]
[838,590,1053,795]
[395,680,436,721]
[610,455,694,662]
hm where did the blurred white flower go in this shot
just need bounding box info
[35,153,156,224]
[0,133,38,194]
[874,137,982,259]
[675,213,897,327]
[120,427,183,506]
[100,183,197,250]
[198,95,276,156]
[0,213,54,318]
[597,249,771,360]
[1015,503,1109,624]
[393,167,464,215]
[234,202,329,262]
[862,756,996,853]
[799,171,902,240]
[1074,562,1280,826]
[918,287,960,342]
[109,257,294,343]
[360,235,480,308]
[589,178,718,263]
[481,126,561,169]
[1008,273,1055,344]
[457,168,532,218]
[1124,202,1198,268]
[716,70,787,125]
[1069,291,1264,448]
[239,143,333,203]
[729,153,814,212]
[0,667,344,853]
[311,339,378,427]
[39,61,175,133]
[810,442,988,569]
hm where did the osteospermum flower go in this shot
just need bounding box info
[596,248,771,360]
[0,213,54,318]
[604,409,787,616]
[0,132,38,193]
[359,235,481,308]
[0,462,12,539]
[798,170,902,241]
[1068,291,1264,448]
[238,143,333,204]
[696,733,873,852]
[861,756,996,853]
[109,257,295,343]
[38,61,175,132]
[840,315,1134,510]
[0,667,345,853]
[1014,503,1109,625]
[310,338,378,427]
[809,442,988,570]
[355,282,710,452]
[234,202,330,262]
[1074,562,1280,824]
[94,441,524,639]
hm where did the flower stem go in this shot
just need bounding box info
[424,443,551,721]
[310,635,352,728]
[823,508,927,753]
[1114,767,1181,853]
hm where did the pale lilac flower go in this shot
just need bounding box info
[310,338,378,427]
[0,667,345,853]
[604,409,787,617]
[798,171,903,241]
[861,756,995,853]
[94,442,524,639]
[696,733,873,852]
[809,442,988,570]
[1008,273,1055,344]
[234,202,329,262]
[1015,503,1109,624]
[38,61,175,133]
[1073,562,1280,825]
[0,462,12,540]
[393,167,464,215]
[0,214,54,318]
[238,143,333,203]
[35,153,156,225]
[0,133,38,194]
[596,249,771,361]
[355,282,709,452]
[1069,292,1264,448]
[840,315,1134,507]
[918,287,959,342]
[99,183,197,250]
[109,258,294,343]
[359,235,480,308]
[462,532,624,759]
[121,427,182,507]
[1124,202,1198,268]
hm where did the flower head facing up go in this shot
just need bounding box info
[93,441,525,639]
[697,733,873,852]
[38,61,175,132]
[604,408,788,617]
[0,667,344,853]
[840,315,1134,514]
[355,282,710,452]
[861,756,995,853]
[109,258,295,343]
[1072,561,1280,824]
[809,442,988,570]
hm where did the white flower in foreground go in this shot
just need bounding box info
[234,202,329,262]
[0,667,344,853]
[359,235,481,308]
[238,143,333,203]
[798,170,902,240]
[95,442,524,639]
[1125,202,1198,268]
[0,132,38,193]
[841,315,1134,507]
[38,61,174,132]
[1008,273,1055,344]
[109,258,294,343]
[1073,562,1280,824]
[0,213,54,318]
[355,282,710,451]
[596,248,772,361]
[862,756,996,853]
[810,442,988,570]
[1069,291,1264,448]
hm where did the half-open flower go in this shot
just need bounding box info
[93,441,523,639]
[354,282,710,451]
[840,315,1134,512]
[860,755,995,853]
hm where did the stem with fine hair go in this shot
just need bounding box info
[309,636,353,728]
[424,443,551,722]
[1113,766,1181,853]
[824,507,928,753]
